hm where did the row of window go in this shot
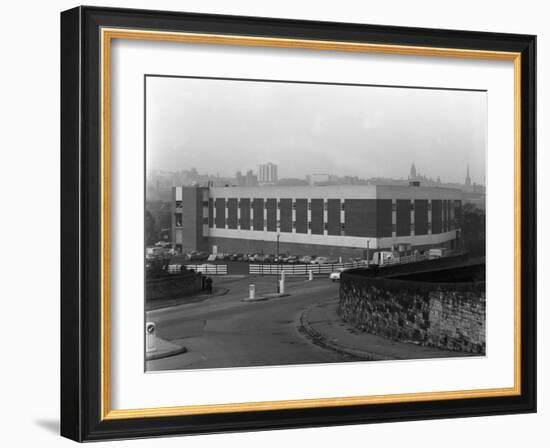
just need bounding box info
[203,221,440,232]
[210,199,459,212]
[177,215,453,230]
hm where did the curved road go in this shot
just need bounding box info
[146,277,353,371]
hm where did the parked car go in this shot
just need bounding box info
[229,253,245,261]
[250,254,265,262]
[287,255,298,264]
[299,255,313,264]
[428,247,447,259]
[263,254,275,263]
[329,267,348,282]
[188,251,209,261]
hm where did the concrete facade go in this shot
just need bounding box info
[172,184,463,256]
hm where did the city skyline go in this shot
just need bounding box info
[146,76,487,185]
[147,160,483,189]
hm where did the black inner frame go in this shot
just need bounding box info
[61,6,536,442]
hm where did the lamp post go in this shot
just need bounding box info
[276,233,280,292]
[366,239,370,266]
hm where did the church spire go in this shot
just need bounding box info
[465,164,472,188]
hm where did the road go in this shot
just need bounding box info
[146,276,353,371]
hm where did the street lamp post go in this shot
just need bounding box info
[276,233,280,292]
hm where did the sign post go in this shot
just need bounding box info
[146,322,157,353]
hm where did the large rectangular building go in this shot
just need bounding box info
[172,184,463,259]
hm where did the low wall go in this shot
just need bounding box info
[146,272,202,300]
[338,262,485,354]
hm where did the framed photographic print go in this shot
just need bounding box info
[60,6,536,441]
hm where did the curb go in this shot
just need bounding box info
[241,293,290,303]
[298,306,397,362]
[146,344,188,361]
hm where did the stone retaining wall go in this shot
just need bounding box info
[338,268,485,354]
[146,272,202,300]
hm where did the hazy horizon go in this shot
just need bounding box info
[146,76,487,185]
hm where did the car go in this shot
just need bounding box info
[298,255,313,264]
[251,254,266,262]
[286,255,298,264]
[428,248,447,259]
[329,268,348,281]
[229,253,245,261]
[188,251,209,261]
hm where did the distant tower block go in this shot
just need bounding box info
[258,162,278,185]
[409,162,417,180]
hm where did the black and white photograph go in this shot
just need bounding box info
[144,76,487,371]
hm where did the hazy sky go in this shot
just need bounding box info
[146,76,487,184]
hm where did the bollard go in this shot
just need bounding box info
[280,270,286,282]
[249,284,255,300]
[146,321,157,353]
[308,270,313,281]
[279,279,285,294]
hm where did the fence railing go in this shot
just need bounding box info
[167,264,228,275]
[249,260,369,276]
[165,254,430,276]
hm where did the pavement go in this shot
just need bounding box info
[241,292,290,302]
[145,337,188,361]
[300,298,472,361]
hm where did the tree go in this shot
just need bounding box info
[145,209,158,246]
[458,203,486,255]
